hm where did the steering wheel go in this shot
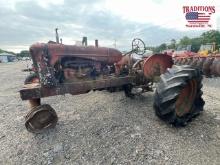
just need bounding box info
[132,38,146,55]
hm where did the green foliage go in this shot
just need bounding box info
[152,30,220,53]
[0,48,30,57]
[190,37,203,52]
[168,39,176,49]
[17,50,30,57]
[201,30,220,45]
[154,43,167,53]
[179,36,191,46]
[0,48,16,55]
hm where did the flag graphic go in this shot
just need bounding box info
[185,12,211,24]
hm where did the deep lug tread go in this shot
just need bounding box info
[154,65,204,126]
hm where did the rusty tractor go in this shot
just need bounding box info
[19,36,204,133]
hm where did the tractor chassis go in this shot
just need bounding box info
[20,75,139,133]
[20,76,135,100]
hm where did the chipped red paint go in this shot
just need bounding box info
[29,43,123,86]
[30,43,122,66]
[21,42,176,102]
[143,54,173,79]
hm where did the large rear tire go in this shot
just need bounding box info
[154,65,204,126]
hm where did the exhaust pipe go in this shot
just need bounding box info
[55,28,59,44]
[82,37,88,46]
[95,39,98,47]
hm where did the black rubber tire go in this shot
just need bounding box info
[123,84,135,98]
[154,65,205,126]
[24,73,39,84]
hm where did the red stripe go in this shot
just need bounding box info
[197,18,210,20]
[198,15,210,17]
[188,22,208,25]
[188,21,209,23]
[187,19,210,21]
[189,22,208,23]
[198,16,210,18]
[188,20,209,21]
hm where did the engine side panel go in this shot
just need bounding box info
[29,43,122,86]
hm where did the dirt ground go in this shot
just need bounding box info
[0,61,220,165]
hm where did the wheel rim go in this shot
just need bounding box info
[32,77,39,83]
[25,104,58,133]
[175,79,197,117]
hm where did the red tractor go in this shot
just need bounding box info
[20,37,204,133]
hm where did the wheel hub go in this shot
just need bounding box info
[175,79,197,117]
[25,104,58,133]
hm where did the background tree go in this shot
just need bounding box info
[154,43,167,53]
[200,30,220,50]
[152,30,220,53]
[200,30,220,45]
[169,39,176,49]
[0,48,16,55]
[178,36,191,46]
[191,37,202,52]
[17,50,30,57]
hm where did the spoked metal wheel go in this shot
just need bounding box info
[132,38,146,55]
[25,104,58,133]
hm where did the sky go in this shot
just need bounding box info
[0,0,219,53]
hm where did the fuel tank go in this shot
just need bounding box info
[30,43,122,66]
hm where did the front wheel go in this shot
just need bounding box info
[25,104,58,133]
[154,65,205,126]
[24,73,39,84]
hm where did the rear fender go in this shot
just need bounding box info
[143,54,173,81]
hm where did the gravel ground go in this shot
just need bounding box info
[0,61,220,165]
